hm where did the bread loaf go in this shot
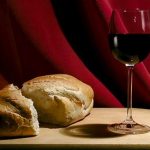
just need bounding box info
[0,84,39,137]
[22,74,94,126]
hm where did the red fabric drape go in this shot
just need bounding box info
[79,0,150,108]
[0,0,150,108]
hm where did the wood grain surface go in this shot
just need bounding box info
[0,108,150,150]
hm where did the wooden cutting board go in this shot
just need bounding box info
[0,108,150,150]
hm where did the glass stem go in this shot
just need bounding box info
[126,66,134,121]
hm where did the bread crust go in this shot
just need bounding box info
[0,84,39,137]
[22,74,94,126]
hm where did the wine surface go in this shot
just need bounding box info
[109,34,150,65]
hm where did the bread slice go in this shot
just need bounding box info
[0,84,39,137]
[22,74,94,126]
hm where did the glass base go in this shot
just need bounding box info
[107,120,150,134]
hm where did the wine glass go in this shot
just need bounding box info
[108,9,150,134]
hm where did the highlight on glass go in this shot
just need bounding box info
[108,9,150,134]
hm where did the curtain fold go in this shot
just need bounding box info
[79,0,150,107]
[0,0,150,108]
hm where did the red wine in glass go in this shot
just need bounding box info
[108,9,150,134]
[109,34,150,65]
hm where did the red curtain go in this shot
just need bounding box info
[0,0,150,108]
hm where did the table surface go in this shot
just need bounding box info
[0,108,150,150]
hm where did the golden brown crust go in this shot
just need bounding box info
[0,84,39,137]
[22,74,94,126]
[23,74,94,109]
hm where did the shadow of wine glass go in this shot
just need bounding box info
[60,124,124,138]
